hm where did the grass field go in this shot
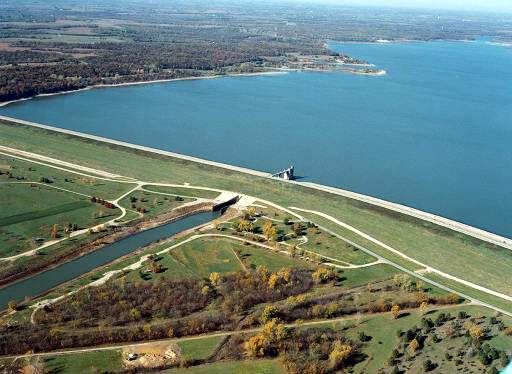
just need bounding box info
[163,359,285,374]
[42,350,123,373]
[0,183,119,257]
[0,153,134,200]
[118,189,194,219]
[144,185,220,199]
[177,335,225,361]
[237,245,314,272]
[312,304,512,374]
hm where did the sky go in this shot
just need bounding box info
[293,0,512,13]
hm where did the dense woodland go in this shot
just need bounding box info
[1,0,511,102]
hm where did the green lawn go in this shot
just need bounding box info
[177,335,225,361]
[163,359,285,374]
[0,183,119,257]
[42,349,123,374]
[1,121,510,304]
[118,189,194,219]
[338,263,399,289]
[238,245,314,272]
[144,185,220,199]
[0,153,134,200]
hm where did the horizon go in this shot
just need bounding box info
[273,0,512,14]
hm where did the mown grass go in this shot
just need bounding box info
[144,185,220,199]
[238,244,314,272]
[42,349,123,374]
[0,153,134,200]
[118,189,194,219]
[177,335,225,361]
[0,183,119,257]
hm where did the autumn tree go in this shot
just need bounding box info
[50,224,58,239]
[263,221,277,240]
[407,338,420,356]
[312,267,336,284]
[391,305,401,319]
[7,300,17,312]
[209,272,221,286]
[247,207,256,218]
[329,341,354,370]
[420,301,428,314]
[238,219,253,232]
[468,324,484,340]
[261,305,280,323]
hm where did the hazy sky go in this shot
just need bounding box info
[295,0,512,13]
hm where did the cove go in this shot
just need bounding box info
[1,40,511,237]
[0,211,219,310]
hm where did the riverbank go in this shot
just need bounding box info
[0,71,286,108]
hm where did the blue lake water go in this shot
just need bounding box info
[1,40,511,237]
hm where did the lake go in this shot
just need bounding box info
[1,40,511,237]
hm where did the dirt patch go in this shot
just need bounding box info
[123,343,181,369]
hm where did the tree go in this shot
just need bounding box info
[420,301,428,314]
[247,207,256,218]
[329,341,353,369]
[150,261,163,273]
[209,272,221,286]
[469,324,484,340]
[261,305,279,323]
[129,308,141,320]
[292,222,304,236]
[245,334,267,357]
[263,221,277,240]
[312,267,336,283]
[238,219,253,232]
[7,300,17,312]
[407,338,420,356]
[423,359,435,371]
[391,305,401,319]
[50,224,58,239]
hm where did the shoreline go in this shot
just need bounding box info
[276,67,386,76]
[0,70,287,108]
[0,114,510,251]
